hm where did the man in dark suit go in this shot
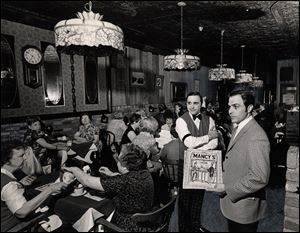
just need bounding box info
[215,89,270,232]
[175,91,219,232]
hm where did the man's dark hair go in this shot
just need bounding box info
[187,91,203,104]
[229,89,255,112]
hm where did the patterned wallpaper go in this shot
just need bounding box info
[1,19,108,118]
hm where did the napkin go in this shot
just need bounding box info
[72,208,104,232]
[39,214,62,232]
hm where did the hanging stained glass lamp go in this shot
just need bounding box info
[54,1,124,57]
[208,30,235,81]
[250,54,263,87]
[234,45,253,83]
[164,2,200,71]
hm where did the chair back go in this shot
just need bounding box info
[131,196,177,232]
[99,129,115,147]
[162,159,179,188]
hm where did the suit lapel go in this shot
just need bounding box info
[227,119,255,152]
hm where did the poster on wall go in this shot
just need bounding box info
[283,93,296,105]
[183,149,223,190]
[155,75,164,89]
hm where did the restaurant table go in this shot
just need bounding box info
[28,172,115,232]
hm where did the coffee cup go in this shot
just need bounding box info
[73,184,84,195]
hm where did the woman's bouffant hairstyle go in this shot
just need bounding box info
[1,140,25,166]
[79,113,92,125]
[119,144,147,171]
[123,113,141,126]
[139,117,159,135]
[26,116,41,126]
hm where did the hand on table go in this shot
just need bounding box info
[48,182,69,194]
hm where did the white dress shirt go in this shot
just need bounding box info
[232,116,253,140]
[1,168,27,214]
[175,112,218,150]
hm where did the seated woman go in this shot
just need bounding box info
[173,102,184,121]
[23,116,69,172]
[1,140,68,232]
[73,114,100,146]
[64,144,154,232]
[64,113,101,166]
[120,113,141,145]
[132,117,162,173]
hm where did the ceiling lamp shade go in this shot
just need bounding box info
[250,54,264,87]
[251,76,264,87]
[54,1,124,57]
[164,2,200,71]
[208,30,235,81]
[234,45,253,83]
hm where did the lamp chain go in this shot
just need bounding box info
[254,54,257,76]
[220,30,225,67]
[70,55,77,112]
[180,5,183,50]
[84,1,92,12]
[241,45,245,71]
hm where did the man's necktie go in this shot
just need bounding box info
[192,114,202,121]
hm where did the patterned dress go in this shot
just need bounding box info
[23,130,49,165]
[101,170,154,231]
[78,123,100,142]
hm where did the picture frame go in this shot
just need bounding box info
[171,82,187,102]
[155,75,164,89]
[131,71,145,86]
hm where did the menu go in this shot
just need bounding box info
[183,149,223,190]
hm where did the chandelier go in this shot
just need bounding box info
[54,1,124,57]
[164,2,200,71]
[208,30,235,81]
[234,45,253,83]
[250,54,263,87]
[54,1,124,112]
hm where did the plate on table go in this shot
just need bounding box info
[70,190,87,197]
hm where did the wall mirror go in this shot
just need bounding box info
[41,42,64,106]
[84,56,99,104]
[1,34,20,108]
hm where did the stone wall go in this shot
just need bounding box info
[284,146,299,232]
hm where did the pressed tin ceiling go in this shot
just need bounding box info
[1,1,299,71]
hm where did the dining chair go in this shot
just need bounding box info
[162,159,179,192]
[95,196,177,232]
[7,212,47,232]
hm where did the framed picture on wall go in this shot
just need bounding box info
[155,75,164,89]
[171,82,187,102]
[131,71,145,86]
